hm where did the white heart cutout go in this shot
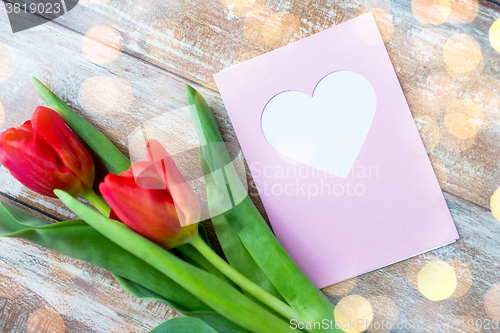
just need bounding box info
[261,71,377,178]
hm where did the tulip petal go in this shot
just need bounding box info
[32,77,131,175]
[131,161,167,190]
[99,139,200,248]
[145,139,169,164]
[147,139,201,227]
[100,173,195,247]
[0,124,84,197]
[31,106,95,189]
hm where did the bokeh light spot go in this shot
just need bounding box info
[406,254,439,289]
[221,0,265,17]
[444,99,483,139]
[243,9,283,47]
[418,260,457,301]
[447,0,478,24]
[335,295,373,333]
[439,124,476,152]
[0,43,17,81]
[109,76,134,113]
[82,26,121,65]
[443,34,482,75]
[27,309,65,333]
[79,76,119,114]
[275,13,302,47]
[490,188,500,222]
[490,18,500,54]
[412,0,451,25]
[448,57,483,82]
[446,259,472,298]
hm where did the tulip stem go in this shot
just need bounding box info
[83,189,111,217]
[189,233,301,321]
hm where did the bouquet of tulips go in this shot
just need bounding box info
[0,78,340,333]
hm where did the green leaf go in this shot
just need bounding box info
[187,85,283,302]
[28,78,250,331]
[176,224,232,287]
[186,85,339,332]
[200,151,290,314]
[0,200,253,332]
[0,201,208,313]
[149,314,253,333]
[114,275,249,333]
[198,223,213,248]
[55,189,297,333]
[186,313,253,333]
[177,244,231,285]
[112,274,187,311]
[31,77,131,175]
[149,317,217,333]
[0,201,50,233]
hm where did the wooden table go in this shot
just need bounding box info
[1,0,500,332]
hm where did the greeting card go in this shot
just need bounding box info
[214,13,459,288]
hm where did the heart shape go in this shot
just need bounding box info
[261,71,377,178]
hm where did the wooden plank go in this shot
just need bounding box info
[1,1,500,332]
[0,6,228,220]
[2,0,500,211]
[0,237,180,332]
[0,191,179,333]
[37,0,500,210]
[2,187,500,331]
[323,190,500,333]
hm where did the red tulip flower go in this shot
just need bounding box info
[0,106,95,198]
[99,139,200,249]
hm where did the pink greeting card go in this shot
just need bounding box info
[214,13,459,288]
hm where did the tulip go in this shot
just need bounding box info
[95,139,299,322]
[0,106,95,198]
[56,138,299,325]
[99,139,200,249]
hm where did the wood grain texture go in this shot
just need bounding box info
[1,0,500,331]
[0,237,180,333]
[325,190,500,333]
[43,0,500,210]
